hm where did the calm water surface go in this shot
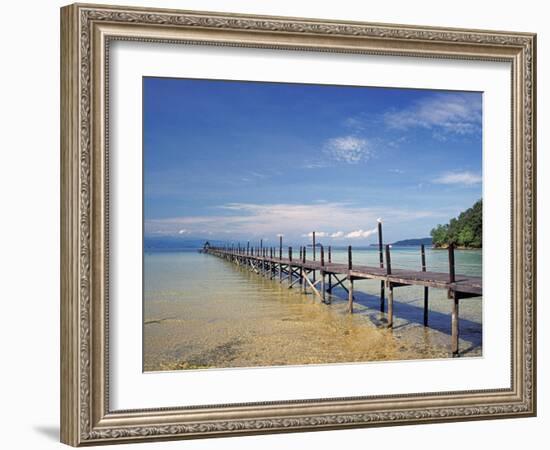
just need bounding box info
[144,247,482,371]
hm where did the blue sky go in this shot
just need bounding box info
[143,77,482,245]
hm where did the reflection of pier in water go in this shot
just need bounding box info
[202,228,482,356]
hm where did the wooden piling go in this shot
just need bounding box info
[321,246,325,267]
[387,280,394,328]
[348,277,354,313]
[348,245,352,270]
[328,246,332,263]
[279,236,282,260]
[451,291,460,355]
[321,271,326,303]
[421,244,429,326]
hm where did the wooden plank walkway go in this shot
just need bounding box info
[202,241,482,356]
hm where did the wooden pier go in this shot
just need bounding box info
[202,238,482,356]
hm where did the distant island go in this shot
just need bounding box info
[391,237,433,246]
[369,237,432,247]
[430,199,482,249]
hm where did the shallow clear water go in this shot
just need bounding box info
[143,247,482,371]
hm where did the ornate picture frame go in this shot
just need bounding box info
[60,3,536,446]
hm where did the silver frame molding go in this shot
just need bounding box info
[60,3,536,446]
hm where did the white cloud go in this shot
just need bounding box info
[384,94,481,136]
[324,136,372,164]
[178,229,189,234]
[345,227,378,239]
[330,231,345,238]
[302,160,330,169]
[303,231,330,238]
[434,171,482,185]
[146,202,448,238]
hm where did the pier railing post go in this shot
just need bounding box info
[320,246,326,303]
[385,244,394,327]
[348,278,354,313]
[448,243,456,283]
[279,236,282,260]
[347,245,353,311]
[385,244,392,275]
[421,244,429,326]
[312,232,316,283]
[288,247,293,288]
[328,246,332,263]
[279,248,282,281]
[378,220,385,311]
[301,247,307,293]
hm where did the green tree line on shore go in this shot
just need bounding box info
[430,199,482,248]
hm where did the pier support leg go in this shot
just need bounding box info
[380,281,385,312]
[328,274,332,294]
[423,287,429,326]
[387,281,394,328]
[451,291,460,356]
[348,278,354,313]
[321,272,326,303]
[288,265,293,288]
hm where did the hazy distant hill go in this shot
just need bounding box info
[391,237,432,246]
[144,237,219,250]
